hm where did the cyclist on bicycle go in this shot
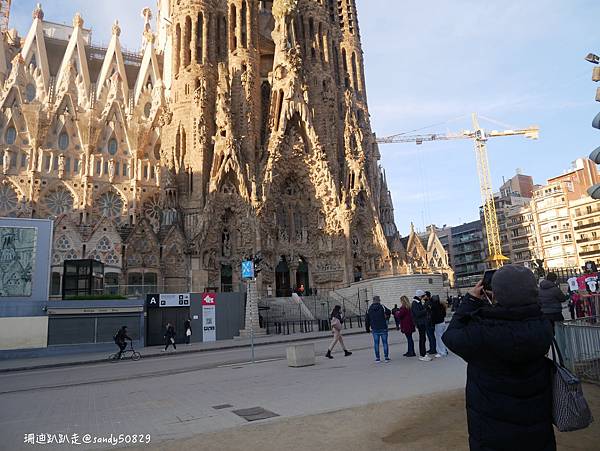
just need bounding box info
[114,325,132,359]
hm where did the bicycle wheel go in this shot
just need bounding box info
[131,351,141,361]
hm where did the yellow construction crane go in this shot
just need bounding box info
[0,0,10,34]
[376,113,539,268]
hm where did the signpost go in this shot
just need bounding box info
[242,260,256,363]
[201,293,217,342]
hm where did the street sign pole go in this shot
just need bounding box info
[250,279,255,364]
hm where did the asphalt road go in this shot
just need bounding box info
[0,331,467,450]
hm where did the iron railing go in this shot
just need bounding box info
[556,316,600,383]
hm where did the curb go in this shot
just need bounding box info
[0,328,371,374]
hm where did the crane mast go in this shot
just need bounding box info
[376,113,539,269]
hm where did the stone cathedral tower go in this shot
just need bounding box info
[0,2,427,297]
[160,0,396,293]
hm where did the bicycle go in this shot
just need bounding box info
[109,342,141,362]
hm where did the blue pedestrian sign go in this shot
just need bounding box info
[242,260,255,279]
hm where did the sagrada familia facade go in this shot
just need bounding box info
[0,1,452,296]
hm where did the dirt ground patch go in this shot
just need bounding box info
[136,384,600,451]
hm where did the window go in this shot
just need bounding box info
[143,166,148,179]
[108,138,118,155]
[50,272,61,296]
[73,159,79,174]
[103,161,108,174]
[20,153,27,167]
[587,206,593,215]
[143,102,152,118]
[58,132,69,150]
[115,162,120,176]
[25,84,36,102]
[96,161,101,175]
[5,126,16,145]
[9,152,16,167]
[44,155,51,171]
[122,163,128,176]
[65,157,71,173]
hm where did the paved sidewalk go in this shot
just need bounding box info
[135,384,600,451]
[0,325,370,373]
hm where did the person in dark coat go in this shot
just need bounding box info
[442,265,555,451]
[163,323,177,352]
[539,272,568,330]
[411,290,431,361]
[366,296,391,362]
[114,325,131,359]
[184,318,192,345]
[391,304,401,330]
[424,291,437,354]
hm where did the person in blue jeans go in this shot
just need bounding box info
[366,296,392,362]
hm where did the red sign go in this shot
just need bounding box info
[202,293,217,306]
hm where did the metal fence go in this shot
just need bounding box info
[556,316,600,383]
[262,315,364,336]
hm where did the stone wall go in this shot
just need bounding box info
[334,274,445,310]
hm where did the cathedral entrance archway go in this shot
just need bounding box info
[296,257,309,295]
[354,265,363,283]
[275,257,291,297]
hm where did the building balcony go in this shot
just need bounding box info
[579,249,600,257]
[574,221,600,231]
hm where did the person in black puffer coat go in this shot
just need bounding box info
[442,265,555,451]
[539,272,568,329]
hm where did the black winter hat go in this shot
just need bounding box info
[491,264,539,307]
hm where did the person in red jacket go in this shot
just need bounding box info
[398,295,416,357]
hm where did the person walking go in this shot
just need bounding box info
[442,265,555,451]
[392,304,401,330]
[539,272,569,332]
[366,296,391,363]
[398,295,416,357]
[424,291,437,355]
[184,318,192,345]
[411,290,431,362]
[163,323,177,352]
[430,295,448,357]
[325,305,352,359]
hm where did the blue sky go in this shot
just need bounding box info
[12,1,600,235]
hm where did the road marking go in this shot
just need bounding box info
[217,358,283,368]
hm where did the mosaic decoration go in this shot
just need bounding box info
[0,227,37,297]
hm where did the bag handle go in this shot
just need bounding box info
[551,337,565,367]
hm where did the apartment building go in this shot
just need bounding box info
[531,158,600,269]
[450,220,488,287]
[481,171,536,264]
[570,196,600,265]
[506,203,538,267]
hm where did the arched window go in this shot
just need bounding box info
[143,102,152,119]
[196,12,204,64]
[241,0,248,48]
[58,131,69,151]
[342,48,349,89]
[184,16,192,67]
[5,126,16,145]
[229,4,237,51]
[174,23,181,74]
[108,138,118,156]
[351,52,359,93]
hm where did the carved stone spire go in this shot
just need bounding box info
[112,20,121,37]
[73,13,84,29]
[32,3,44,20]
